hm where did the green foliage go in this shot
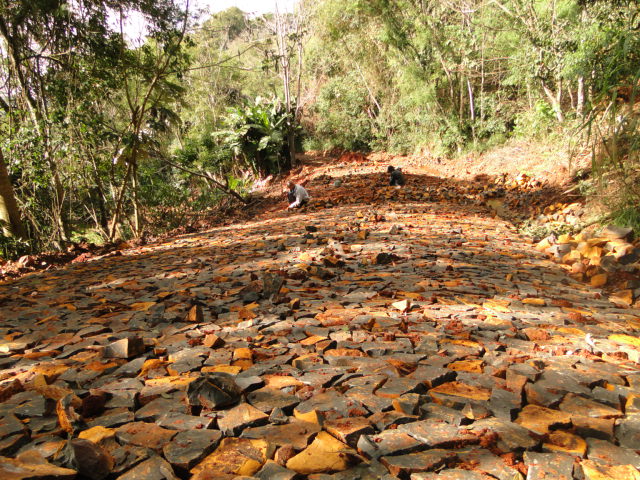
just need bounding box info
[218,98,295,175]
[307,76,375,151]
[611,206,640,236]
[302,0,640,156]
[1,0,639,256]
[0,232,31,261]
[583,56,640,233]
[519,219,583,240]
[513,101,557,138]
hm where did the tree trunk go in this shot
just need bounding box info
[568,85,575,111]
[480,33,485,124]
[275,6,296,169]
[50,159,70,245]
[89,156,109,232]
[109,161,133,241]
[0,148,26,239]
[0,19,70,246]
[286,128,296,170]
[542,81,564,122]
[467,77,476,143]
[438,56,456,109]
[577,76,585,119]
[131,161,142,238]
[459,76,465,120]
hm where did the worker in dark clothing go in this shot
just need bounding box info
[387,165,406,186]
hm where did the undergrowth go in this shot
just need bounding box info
[518,219,584,241]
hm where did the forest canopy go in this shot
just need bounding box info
[1,0,639,258]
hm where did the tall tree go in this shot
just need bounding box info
[0,147,25,238]
[0,0,188,247]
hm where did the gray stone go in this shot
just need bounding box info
[411,469,488,479]
[104,336,145,359]
[0,451,77,479]
[324,416,374,448]
[421,404,467,426]
[263,273,285,298]
[524,451,574,480]
[163,430,222,470]
[375,378,426,398]
[470,417,539,451]
[112,357,147,377]
[0,413,27,439]
[398,419,479,448]
[549,244,572,260]
[603,225,633,241]
[117,455,178,480]
[135,398,186,422]
[295,390,364,419]
[268,407,289,425]
[408,365,456,388]
[380,449,453,476]
[489,387,521,421]
[16,435,65,460]
[524,381,566,408]
[87,408,135,428]
[60,438,113,480]
[586,437,640,469]
[217,403,269,435]
[368,411,419,431]
[116,422,177,453]
[110,445,150,476]
[255,460,297,480]
[247,387,299,413]
[186,374,242,409]
[236,375,264,392]
[0,432,29,456]
[357,430,424,459]
[615,413,640,449]
[157,413,214,431]
[13,392,48,418]
[241,420,320,450]
[458,449,521,480]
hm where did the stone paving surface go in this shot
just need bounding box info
[1,171,640,479]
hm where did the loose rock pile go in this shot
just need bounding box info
[536,225,639,308]
[1,172,640,480]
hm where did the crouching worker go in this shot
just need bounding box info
[287,181,310,209]
[387,165,406,186]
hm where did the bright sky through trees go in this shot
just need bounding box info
[120,0,299,42]
[199,0,299,14]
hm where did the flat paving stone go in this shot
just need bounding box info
[357,430,424,459]
[580,459,640,480]
[217,403,269,435]
[0,451,77,479]
[524,451,575,480]
[162,430,222,470]
[255,460,298,480]
[397,419,479,448]
[586,437,640,469]
[514,404,572,435]
[117,455,178,480]
[115,422,177,452]
[286,431,358,474]
[324,416,374,447]
[411,469,492,479]
[380,449,453,476]
[190,437,270,479]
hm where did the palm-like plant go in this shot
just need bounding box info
[219,97,293,176]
